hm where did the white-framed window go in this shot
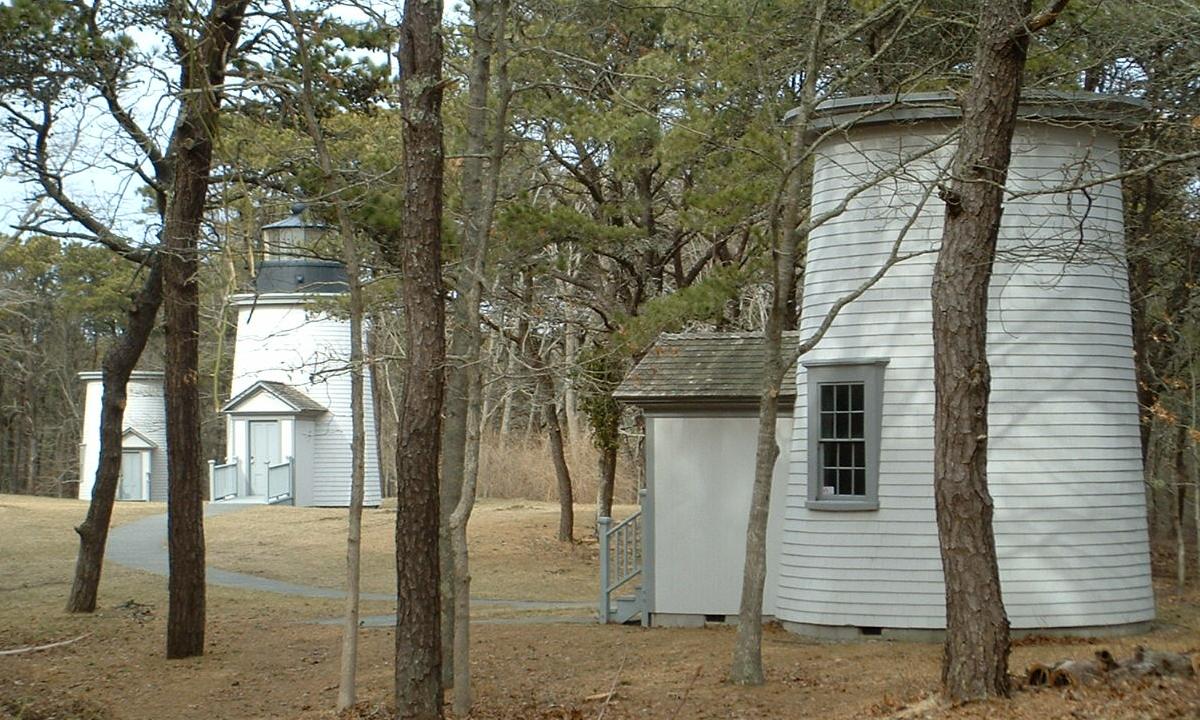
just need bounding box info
[804,359,887,511]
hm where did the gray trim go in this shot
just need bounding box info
[616,396,796,406]
[805,360,887,511]
[781,619,1154,643]
[786,91,1150,132]
[643,419,656,616]
[640,402,794,417]
[801,357,890,368]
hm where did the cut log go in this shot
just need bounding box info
[1026,663,1052,687]
[1095,649,1119,672]
[1028,649,1120,688]
[1131,646,1195,677]
[1050,660,1098,687]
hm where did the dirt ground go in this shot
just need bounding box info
[2,494,1199,720]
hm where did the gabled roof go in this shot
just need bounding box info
[614,332,800,406]
[221,380,327,415]
[121,427,157,449]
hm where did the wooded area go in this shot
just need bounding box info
[1,0,1199,716]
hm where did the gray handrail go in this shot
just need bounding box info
[598,509,642,623]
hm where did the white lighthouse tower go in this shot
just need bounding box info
[210,204,381,506]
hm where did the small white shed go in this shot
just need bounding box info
[612,333,797,627]
[77,371,168,502]
[613,92,1155,638]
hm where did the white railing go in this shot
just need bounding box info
[209,460,239,501]
[598,508,643,623]
[266,457,293,504]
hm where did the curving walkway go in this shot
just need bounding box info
[107,504,595,625]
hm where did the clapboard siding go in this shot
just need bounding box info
[231,300,381,506]
[777,115,1155,631]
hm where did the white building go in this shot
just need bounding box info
[608,92,1155,637]
[209,206,382,506]
[77,371,167,502]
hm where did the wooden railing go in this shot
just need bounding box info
[209,460,239,501]
[266,458,293,504]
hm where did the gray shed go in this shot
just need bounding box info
[612,332,797,626]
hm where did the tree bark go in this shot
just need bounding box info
[67,260,162,613]
[394,0,446,716]
[443,0,509,704]
[1174,423,1187,589]
[730,0,825,686]
[596,432,617,522]
[162,0,251,661]
[930,0,1063,701]
[544,386,574,542]
[276,1,370,706]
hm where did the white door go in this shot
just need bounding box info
[248,421,281,496]
[119,451,145,501]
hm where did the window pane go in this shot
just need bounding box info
[821,384,834,410]
[823,467,837,489]
[823,443,837,468]
[838,469,851,495]
[821,412,834,438]
[850,411,864,438]
[853,469,866,496]
[853,441,865,468]
[835,412,848,439]
[836,384,849,411]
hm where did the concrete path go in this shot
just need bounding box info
[107,504,595,625]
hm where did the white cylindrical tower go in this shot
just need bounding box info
[78,371,167,502]
[779,93,1154,635]
[221,205,381,507]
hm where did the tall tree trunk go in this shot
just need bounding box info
[499,342,516,437]
[543,382,574,542]
[930,0,1066,702]
[596,429,617,522]
[563,324,582,441]
[1174,423,1188,589]
[163,0,252,662]
[393,0,446,716]
[277,2,370,706]
[440,0,495,686]
[730,0,825,686]
[449,368,483,717]
[67,261,163,613]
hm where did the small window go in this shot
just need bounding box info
[804,359,887,510]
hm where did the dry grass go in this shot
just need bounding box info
[2,495,1200,720]
[205,499,636,601]
[477,434,640,504]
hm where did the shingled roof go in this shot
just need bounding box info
[614,332,799,405]
[221,380,327,415]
